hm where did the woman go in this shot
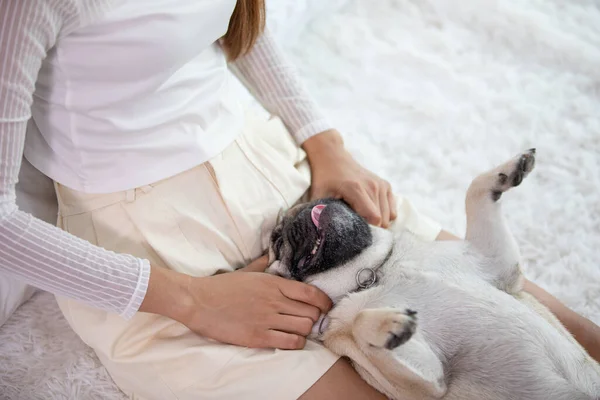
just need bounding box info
[1,0,598,398]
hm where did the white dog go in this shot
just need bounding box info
[267,150,600,399]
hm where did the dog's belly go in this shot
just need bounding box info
[372,271,597,397]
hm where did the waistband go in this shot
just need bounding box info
[55,181,156,218]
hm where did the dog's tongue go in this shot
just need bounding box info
[311,204,326,229]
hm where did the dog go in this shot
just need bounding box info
[266,150,600,399]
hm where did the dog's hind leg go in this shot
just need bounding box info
[464,149,536,294]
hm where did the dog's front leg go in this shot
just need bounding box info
[352,308,417,350]
[465,149,536,294]
[321,289,446,399]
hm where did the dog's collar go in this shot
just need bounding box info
[356,267,378,289]
[317,245,394,336]
[353,245,393,292]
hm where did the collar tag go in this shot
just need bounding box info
[356,267,377,289]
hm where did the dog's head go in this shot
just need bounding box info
[267,198,373,282]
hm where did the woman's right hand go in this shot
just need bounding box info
[141,261,332,350]
[185,271,331,349]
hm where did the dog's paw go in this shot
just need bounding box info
[493,149,536,197]
[470,149,536,202]
[352,308,417,350]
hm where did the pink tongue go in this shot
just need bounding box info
[311,204,326,229]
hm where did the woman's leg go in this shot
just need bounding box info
[299,359,387,400]
[436,230,600,362]
[522,279,600,362]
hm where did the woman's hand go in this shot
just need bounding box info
[302,129,397,228]
[141,263,331,350]
[235,254,269,273]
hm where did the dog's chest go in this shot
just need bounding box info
[387,240,486,288]
[379,249,526,352]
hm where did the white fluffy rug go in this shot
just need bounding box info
[2,0,599,398]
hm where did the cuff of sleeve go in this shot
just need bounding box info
[292,119,335,144]
[391,195,442,242]
[412,213,443,242]
[120,258,151,320]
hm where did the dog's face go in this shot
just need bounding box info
[267,198,373,281]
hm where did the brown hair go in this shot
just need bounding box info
[222,0,266,61]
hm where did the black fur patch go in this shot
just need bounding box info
[498,173,508,185]
[384,316,417,350]
[272,198,373,281]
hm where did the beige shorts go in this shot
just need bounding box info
[54,114,441,400]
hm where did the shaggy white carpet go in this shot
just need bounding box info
[1,0,599,398]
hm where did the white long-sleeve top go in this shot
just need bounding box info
[0,0,332,319]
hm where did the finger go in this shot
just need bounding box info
[270,314,314,337]
[388,189,398,221]
[370,183,382,227]
[263,330,306,350]
[343,182,381,225]
[236,255,269,273]
[279,281,332,314]
[278,297,321,322]
[379,185,390,228]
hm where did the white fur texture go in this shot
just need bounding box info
[1,0,599,398]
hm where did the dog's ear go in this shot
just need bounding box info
[284,202,310,220]
[276,208,285,225]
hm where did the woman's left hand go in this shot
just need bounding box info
[302,129,397,228]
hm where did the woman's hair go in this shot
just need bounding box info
[222,0,266,61]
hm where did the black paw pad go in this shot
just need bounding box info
[518,153,536,175]
[384,323,416,350]
[517,155,528,172]
[512,170,524,187]
[498,173,508,185]
[405,309,417,317]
